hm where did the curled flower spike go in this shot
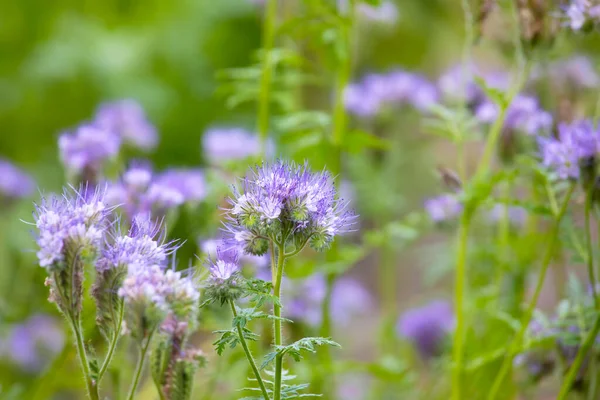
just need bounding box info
[224,160,356,255]
[94,99,158,151]
[204,245,242,305]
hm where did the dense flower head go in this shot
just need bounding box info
[204,245,243,305]
[345,70,439,117]
[424,194,462,223]
[202,127,274,162]
[1,314,64,372]
[97,215,177,272]
[207,246,240,282]
[0,158,35,199]
[284,274,372,327]
[397,300,454,359]
[563,0,600,31]
[94,99,158,150]
[33,186,110,269]
[106,163,206,221]
[200,238,268,269]
[475,95,553,136]
[59,124,121,175]
[225,160,355,254]
[538,119,600,180]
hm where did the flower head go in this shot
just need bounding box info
[0,158,35,200]
[397,300,454,359]
[94,99,158,150]
[34,185,110,269]
[204,245,243,305]
[476,95,553,136]
[200,238,269,269]
[424,194,462,223]
[563,0,600,31]
[225,161,355,254]
[202,127,274,162]
[59,124,121,176]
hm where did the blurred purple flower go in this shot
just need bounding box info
[475,95,553,136]
[487,204,527,226]
[202,127,274,162]
[424,194,462,223]
[345,70,439,117]
[151,169,206,204]
[357,1,399,25]
[2,314,64,372]
[199,238,269,269]
[59,124,121,176]
[544,56,600,89]
[563,0,600,30]
[94,99,158,151]
[437,63,509,105]
[397,300,454,359]
[0,158,35,200]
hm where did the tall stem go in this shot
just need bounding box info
[98,302,124,382]
[126,332,154,400]
[557,313,600,399]
[585,190,599,308]
[229,300,270,400]
[69,317,100,400]
[487,183,575,400]
[257,0,278,155]
[273,243,286,400]
[451,211,471,400]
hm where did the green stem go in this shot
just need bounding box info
[451,211,471,400]
[487,183,575,400]
[257,0,278,155]
[229,299,270,400]
[557,313,600,399]
[69,317,100,400]
[126,332,154,400]
[273,243,286,400]
[98,302,125,382]
[585,190,599,308]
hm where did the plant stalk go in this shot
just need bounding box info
[273,243,286,400]
[126,332,154,400]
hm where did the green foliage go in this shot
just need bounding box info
[260,337,341,370]
[213,328,259,356]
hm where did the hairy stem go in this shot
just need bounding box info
[557,313,600,399]
[273,243,286,400]
[230,300,270,400]
[69,317,100,400]
[98,302,125,382]
[126,332,154,400]
[257,0,278,155]
[487,183,575,400]
[585,190,599,308]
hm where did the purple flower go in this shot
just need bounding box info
[397,300,454,359]
[357,1,399,25]
[150,168,206,204]
[544,56,600,89]
[202,127,274,162]
[475,95,553,136]
[345,70,439,117]
[438,64,510,105]
[488,204,527,226]
[59,124,121,175]
[225,161,355,253]
[0,158,35,199]
[538,119,599,180]
[563,0,600,30]
[97,215,177,272]
[33,186,110,269]
[207,246,240,281]
[94,99,158,151]
[424,194,462,223]
[200,238,268,269]
[2,314,64,372]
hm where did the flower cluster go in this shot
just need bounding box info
[397,300,454,359]
[200,238,268,269]
[34,186,110,269]
[563,0,600,31]
[202,127,274,162]
[94,100,158,151]
[424,194,463,223]
[204,246,242,305]
[344,70,439,117]
[106,163,206,221]
[534,56,600,90]
[224,161,355,254]
[475,95,553,136]
[0,158,35,200]
[539,119,599,180]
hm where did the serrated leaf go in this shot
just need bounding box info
[261,337,341,369]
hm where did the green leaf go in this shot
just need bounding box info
[260,337,341,369]
[343,130,390,154]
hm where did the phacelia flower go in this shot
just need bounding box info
[1,314,64,373]
[202,127,274,162]
[59,124,121,177]
[538,119,600,180]
[437,64,509,106]
[94,99,158,150]
[224,161,355,254]
[97,215,176,272]
[0,158,35,200]
[397,300,454,359]
[34,186,109,269]
[200,238,268,269]
[475,95,553,136]
[542,56,600,90]
[345,71,439,118]
[204,246,242,305]
[424,194,462,223]
[487,204,527,226]
[563,0,600,31]
[150,168,206,204]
